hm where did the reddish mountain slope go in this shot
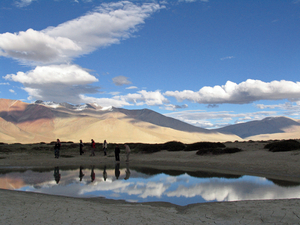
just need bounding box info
[0,98,241,144]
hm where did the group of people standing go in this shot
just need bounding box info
[55,139,131,162]
[87,139,130,162]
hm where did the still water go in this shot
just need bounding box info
[1,164,300,206]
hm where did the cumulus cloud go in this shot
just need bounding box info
[79,95,132,108]
[73,90,169,108]
[4,64,98,85]
[112,76,132,86]
[0,1,162,65]
[4,64,99,103]
[0,1,164,104]
[165,79,300,105]
[118,90,169,106]
[0,29,81,64]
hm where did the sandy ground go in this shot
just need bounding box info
[1,141,300,224]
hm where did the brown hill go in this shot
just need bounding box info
[215,116,300,140]
[0,98,241,144]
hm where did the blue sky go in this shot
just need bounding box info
[1,0,300,129]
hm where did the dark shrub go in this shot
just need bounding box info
[140,144,161,153]
[64,143,78,149]
[163,141,186,151]
[196,147,242,155]
[264,140,300,152]
[0,147,10,153]
[32,146,50,151]
[185,142,225,151]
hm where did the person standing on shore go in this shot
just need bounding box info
[54,139,61,158]
[103,140,107,156]
[90,139,96,156]
[79,140,84,155]
[125,144,131,162]
[114,144,120,162]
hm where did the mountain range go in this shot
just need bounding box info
[0,98,299,144]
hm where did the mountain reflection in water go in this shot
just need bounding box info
[0,165,300,206]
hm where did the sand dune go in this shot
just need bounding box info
[53,112,240,143]
[246,125,300,141]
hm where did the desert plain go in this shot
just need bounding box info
[1,140,300,224]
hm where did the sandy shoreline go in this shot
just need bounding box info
[1,189,300,224]
[1,141,300,224]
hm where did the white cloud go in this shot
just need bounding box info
[163,104,188,111]
[112,76,132,86]
[165,79,300,105]
[126,86,138,89]
[9,89,15,93]
[110,92,121,96]
[220,56,234,60]
[4,64,99,103]
[0,82,9,85]
[4,64,98,85]
[256,102,300,110]
[119,90,169,106]
[76,90,169,108]
[15,0,36,7]
[79,95,132,108]
[0,2,163,65]
[0,28,81,65]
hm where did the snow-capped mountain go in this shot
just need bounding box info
[35,100,112,111]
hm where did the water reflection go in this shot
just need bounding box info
[91,166,95,182]
[103,166,107,181]
[1,165,300,206]
[53,167,60,184]
[115,163,120,180]
[124,164,130,180]
[79,166,84,181]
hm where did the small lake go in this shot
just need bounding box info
[1,164,300,206]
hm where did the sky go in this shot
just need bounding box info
[1,0,300,129]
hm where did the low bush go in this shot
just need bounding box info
[139,144,162,153]
[185,142,225,151]
[264,140,300,152]
[163,141,186,151]
[196,147,242,155]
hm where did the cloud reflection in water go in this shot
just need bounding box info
[1,167,300,206]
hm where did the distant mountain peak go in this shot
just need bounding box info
[34,100,112,111]
[216,116,300,138]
